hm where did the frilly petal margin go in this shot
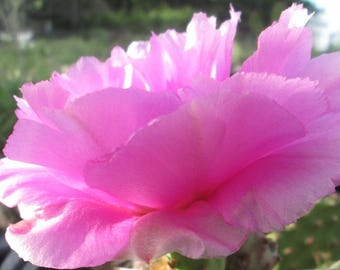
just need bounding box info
[49,8,240,98]
[51,57,109,99]
[224,72,328,124]
[298,52,340,112]
[18,81,69,124]
[240,4,312,77]
[125,7,240,92]
[131,201,247,262]
[5,200,136,269]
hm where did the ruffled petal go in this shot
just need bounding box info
[210,114,340,232]
[66,88,181,152]
[16,81,69,123]
[3,119,103,176]
[106,46,149,90]
[224,72,328,123]
[131,201,247,261]
[51,57,109,99]
[5,88,180,174]
[210,153,335,232]
[6,200,136,269]
[241,4,312,77]
[286,113,340,187]
[85,88,305,209]
[298,52,340,111]
[126,8,240,92]
[0,159,85,211]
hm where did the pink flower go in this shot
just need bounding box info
[1,3,340,269]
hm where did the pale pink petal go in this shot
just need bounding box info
[21,81,69,111]
[17,81,69,124]
[6,201,136,269]
[14,96,40,122]
[224,72,328,123]
[285,113,340,187]
[127,35,168,92]
[209,8,240,80]
[66,88,180,152]
[183,9,240,81]
[51,57,108,99]
[106,46,148,90]
[131,201,247,261]
[4,119,103,176]
[0,159,84,211]
[278,3,312,28]
[299,52,340,90]
[176,75,223,102]
[126,8,239,92]
[298,52,340,111]
[85,88,305,209]
[240,4,312,77]
[210,152,336,232]
[5,88,180,175]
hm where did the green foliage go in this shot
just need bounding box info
[82,4,194,33]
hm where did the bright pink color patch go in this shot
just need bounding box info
[1,3,340,269]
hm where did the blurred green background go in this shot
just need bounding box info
[0,0,339,269]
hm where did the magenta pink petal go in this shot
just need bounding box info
[131,201,247,261]
[85,88,305,209]
[6,200,136,269]
[240,4,312,77]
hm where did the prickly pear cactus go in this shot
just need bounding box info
[225,233,279,270]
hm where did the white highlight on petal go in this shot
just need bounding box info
[288,7,313,28]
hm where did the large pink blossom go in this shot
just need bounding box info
[1,3,340,269]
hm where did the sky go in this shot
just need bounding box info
[305,0,340,51]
